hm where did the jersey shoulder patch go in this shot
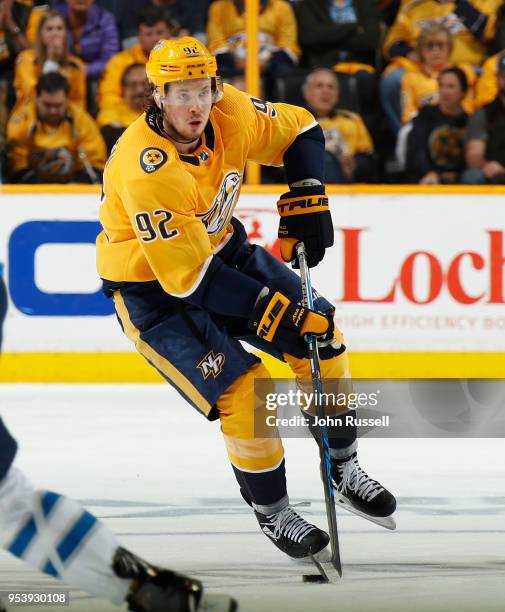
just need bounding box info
[140,147,168,174]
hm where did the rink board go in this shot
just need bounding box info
[0,185,504,380]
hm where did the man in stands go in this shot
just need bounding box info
[302,67,377,183]
[7,71,106,183]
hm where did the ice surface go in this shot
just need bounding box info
[0,384,503,611]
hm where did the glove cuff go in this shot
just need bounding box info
[283,184,326,198]
[277,192,329,217]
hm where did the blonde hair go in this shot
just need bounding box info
[35,10,69,67]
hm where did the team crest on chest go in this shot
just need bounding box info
[140,148,168,173]
[198,171,241,235]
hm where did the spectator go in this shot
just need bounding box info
[381,0,501,134]
[0,0,32,106]
[463,53,505,184]
[294,0,381,123]
[207,0,299,91]
[385,0,500,66]
[13,9,86,111]
[6,71,106,183]
[56,0,119,78]
[302,67,377,183]
[400,24,475,124]
[406,67,469,184]
[98,6,173,112]
[97,62,145,153]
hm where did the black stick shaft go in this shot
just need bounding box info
[296,242,342,577]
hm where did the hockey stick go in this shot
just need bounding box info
[296,242,342,580]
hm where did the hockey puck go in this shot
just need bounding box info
[302,574,327,583]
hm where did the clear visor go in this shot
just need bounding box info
[158,77,222,107]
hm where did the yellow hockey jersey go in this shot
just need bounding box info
[7,101,106,179]
[207,0,300,62]
[318,110,374,157]
[384,0,500,66]
[97,84,316,296]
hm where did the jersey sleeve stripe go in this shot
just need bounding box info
[297,120,319,136]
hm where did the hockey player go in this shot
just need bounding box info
[97,37,397,562]
[0,418,236,612]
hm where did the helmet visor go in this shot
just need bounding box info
[159,77,223,107]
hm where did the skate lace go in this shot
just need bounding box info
[336,457,384,501]
[266,507,316,543]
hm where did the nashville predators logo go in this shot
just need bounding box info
[197,351,225,380]
[140,148,168,174]
[197,171,241,235]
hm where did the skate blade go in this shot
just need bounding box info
[200,594,238,612]
[312,547,332,563]
[335,493,397,530]
[292,546,332,565]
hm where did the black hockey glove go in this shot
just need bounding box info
[248,288,334,358]
[277,185,333,268]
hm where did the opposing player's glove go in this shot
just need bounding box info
[248,288,334,358]
[277,185,333,268]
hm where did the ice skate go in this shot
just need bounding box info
[113,547,237,612]
[331,453,397,530]
[255,505,330,560]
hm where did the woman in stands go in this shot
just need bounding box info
[13,9,86,111]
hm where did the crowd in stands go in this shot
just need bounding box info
[2,0,505,185]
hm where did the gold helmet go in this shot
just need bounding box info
[146,37,223,104]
